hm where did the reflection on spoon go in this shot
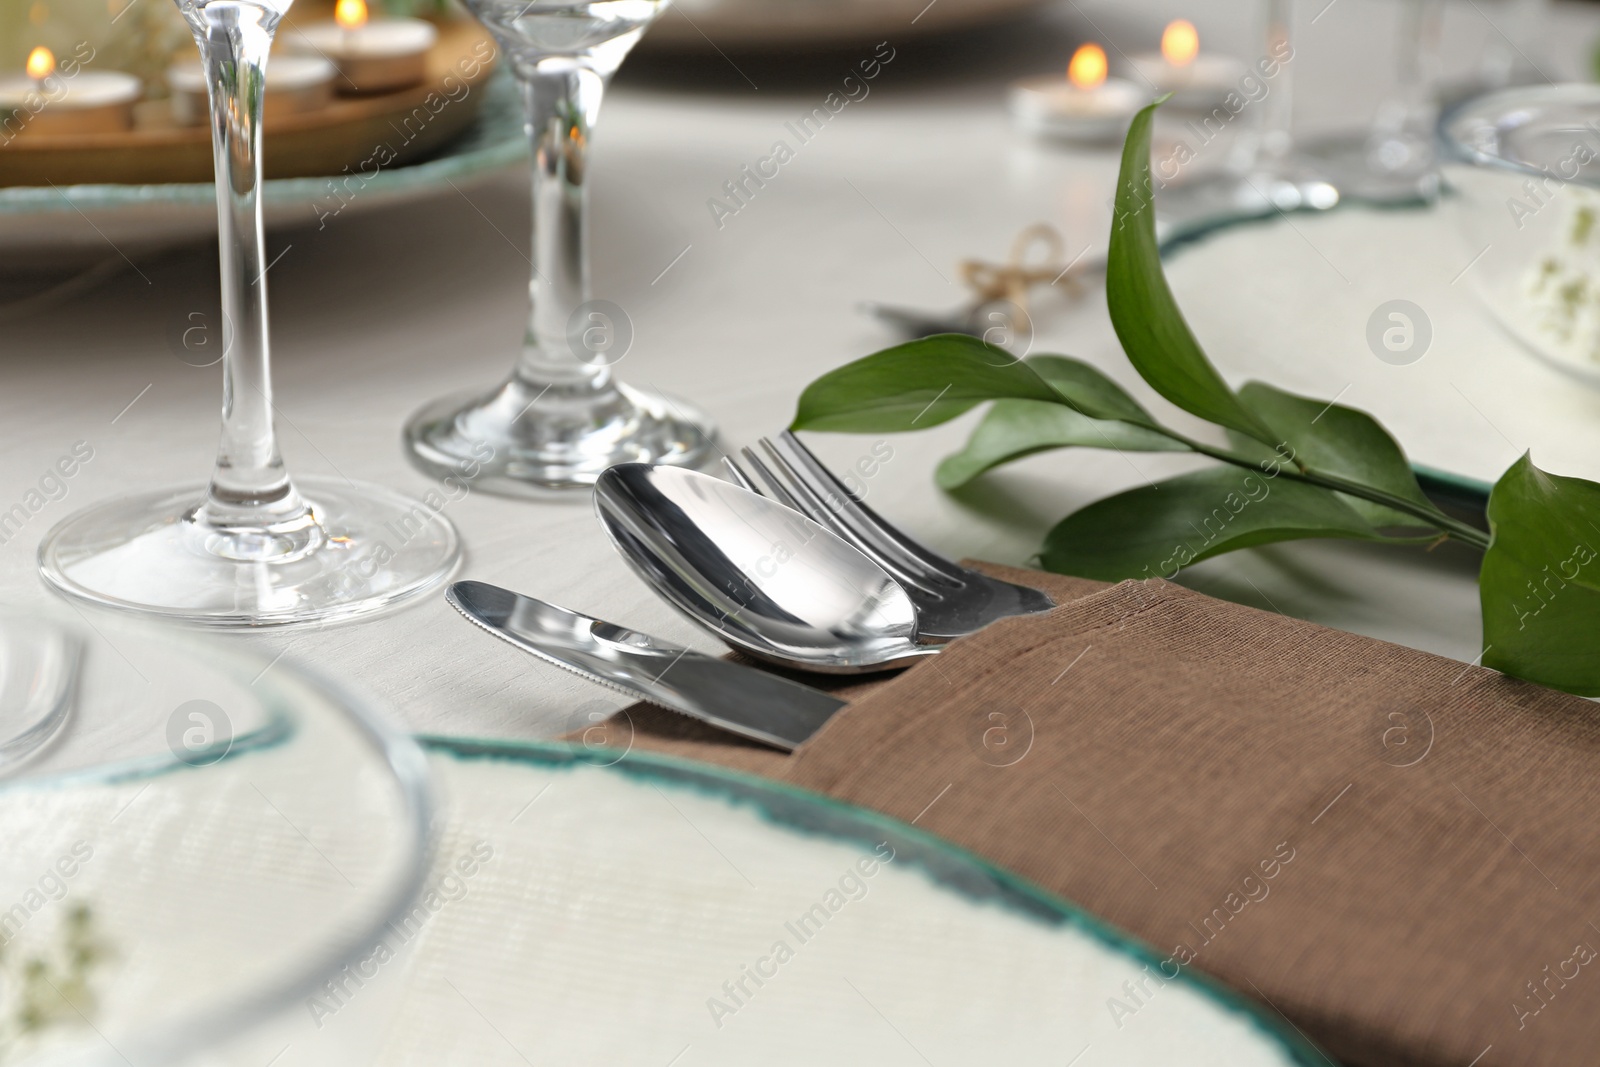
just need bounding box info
[595,464,938,674]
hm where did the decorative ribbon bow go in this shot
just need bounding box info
[958,222,1085,313]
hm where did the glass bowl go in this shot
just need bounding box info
[1439,83,1600,386]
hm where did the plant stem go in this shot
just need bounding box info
[1282,466,1490,549]
[1167,432,1492,550]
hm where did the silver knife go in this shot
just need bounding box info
[446,581,845,752]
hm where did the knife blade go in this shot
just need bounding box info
[446,581,845,752]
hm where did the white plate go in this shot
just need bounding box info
[1163,203,1600,502]
[269,736,1330,1066]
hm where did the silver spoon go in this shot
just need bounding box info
[594,464,938,674]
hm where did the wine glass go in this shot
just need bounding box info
[402,0,717,493]
[1299,0,1443,204]
[1472,0,1550,91]
[1156,0,1339,236]
[37,0,460,627]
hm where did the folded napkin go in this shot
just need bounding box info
[579,564,1600,1067]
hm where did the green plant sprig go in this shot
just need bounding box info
[791,99,1600,696]
[1152,429,1491,549]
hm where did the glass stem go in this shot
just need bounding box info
[1371,0,1441,144]
[193,2,312,535]
[1230,0,1294,176]
[513,63,613,393]
[1254,0,1294,173]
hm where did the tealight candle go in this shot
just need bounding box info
[290,0,437,94]
[0,46,140,138]
[167,55,336,126]
[1009,43,1147,143]
[1126,20,1246,112]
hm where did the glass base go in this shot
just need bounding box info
[1156,166,1341,241]
[404,377,719,494]
[1298,131,1437,206]
[38,475,461,629]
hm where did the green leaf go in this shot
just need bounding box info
[1106,102,1276,445]
[936,400,1185,490]
[790,334,1062,433]
[1027,355,1163,427]
[1481,454,1600,695]
[1235,382,1449,528]
[1040,465,1432,581]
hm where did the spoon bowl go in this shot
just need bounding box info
[594,464,936,674]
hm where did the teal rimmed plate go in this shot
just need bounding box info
[1161,206,1499,512]
[335,733,1336,1067]
[1413,463,1492,509]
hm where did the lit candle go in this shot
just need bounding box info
[1008,44,1147,143]
[166,54,337,126]
[1127,20,1246,111]
[28,45,49,92]
[0,46,141,138]
[289,0,438,94]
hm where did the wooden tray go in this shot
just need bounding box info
[0,17,497,188]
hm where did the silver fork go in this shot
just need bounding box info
[724,431,1056,641]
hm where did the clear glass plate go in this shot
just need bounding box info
[0,617,79,772]
[1,613,430,1067]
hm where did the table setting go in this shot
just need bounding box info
[6,0,1600,1064]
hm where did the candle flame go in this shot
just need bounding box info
[25,45,54,80]
[335,0,368,30]
[1068,43,1107,91]
[1161,19,1199,67]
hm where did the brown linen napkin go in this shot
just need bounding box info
[579,565,1600,1067]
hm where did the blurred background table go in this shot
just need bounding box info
[0,0,1593,741]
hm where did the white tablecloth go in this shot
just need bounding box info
[0,0,1594,743]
